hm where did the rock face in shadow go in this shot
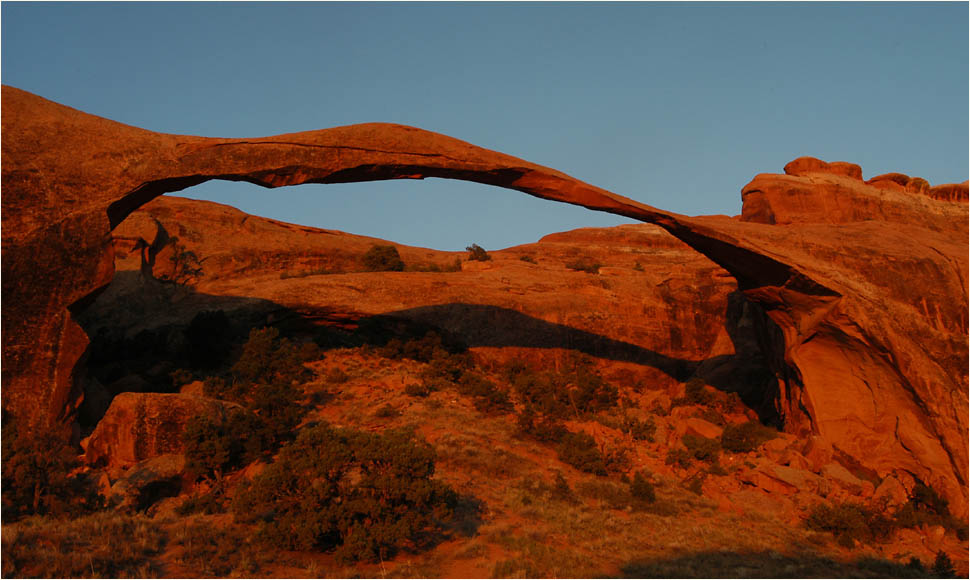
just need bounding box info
[1,85,966,516]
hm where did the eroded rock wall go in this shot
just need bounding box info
[2,86,966,516]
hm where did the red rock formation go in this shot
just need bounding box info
[2,86,966,516]
[82,392,238,470]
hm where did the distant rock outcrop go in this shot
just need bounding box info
[2,86,966,516]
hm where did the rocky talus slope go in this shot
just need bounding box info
[2,85,967,518]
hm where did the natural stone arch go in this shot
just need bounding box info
[2,85,966,516]
[1,85,825,432]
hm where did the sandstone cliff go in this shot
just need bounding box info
[2,85,966,516]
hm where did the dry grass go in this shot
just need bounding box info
[1,512,166,578]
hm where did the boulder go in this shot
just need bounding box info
[106,454,186,512]
[84,392,239,471]
[683,417,724,440]
[740,462,830,497]
[873,473,911,510]
[820,462,874,498]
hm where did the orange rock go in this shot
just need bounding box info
[84,392,239,470]
[677,417,721,440]
[783,156,863,180]
[820,462,874,498]
[2,86,966,518]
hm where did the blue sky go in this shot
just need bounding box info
[3,2,967,251]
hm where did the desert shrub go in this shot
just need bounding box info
[405,383,432,397]
[506,357,616,419]
[672,377,715,407]
[374,404,401,419]
[565,257,601,274]
[509,366,568,418]
[603,445,633,474]
[805,501,895,547]
[200,327,314,442]
[665,448,694,469]
[406,259,462,273]
[422,348,475,383]
[893,481,965,534]
[630,470,656,505]
[381,331,446,363]
[248,382,306,438]
[721,420,779,453]
[362,244,405,272]
[185,310,232,368]
[175,487,227,515]
[682,433,721,463]
[457,372,513,415]
[932,551,957,579]
[557,431,607,475]
[466,243,491,262]
[1,418,98,519]
[519,255,537,264]
[515,406,568,443]
[231,327,315,388]
[164,237,203,284]
[550,472,578,504]
[625,416,657,442]
[183,409,273,481]
[700,406,727,426]
[232,423,459,563]
[571,364,619,414]
[684,472,707,496]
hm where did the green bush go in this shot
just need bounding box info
[565,257,601,274]
[630,470,656,505]
[457,372,513,415]
[721,420,779,453]
[200,327,315,442]
[232,424,459,563]
[625,416,657,442]
[405,383,432,397]
[506,357,616,419]
[175,484,230,516]
[1,417,99,519]
[183,409,273,481]
[550,472,578,504]
[805,501,895,547]
[932,551,957,579]
[665,448,693,469]
[362,244,405,272]
[516,406,569,443]
[673,377,715,407]
[374,404,401,419]
[557,431,607,475]
[164,237,203,284]
[893,481,965,535]
[466,243,491,262]
[682,433,721,463]
[231,327,315,389]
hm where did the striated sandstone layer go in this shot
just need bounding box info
[1,86,967,516]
